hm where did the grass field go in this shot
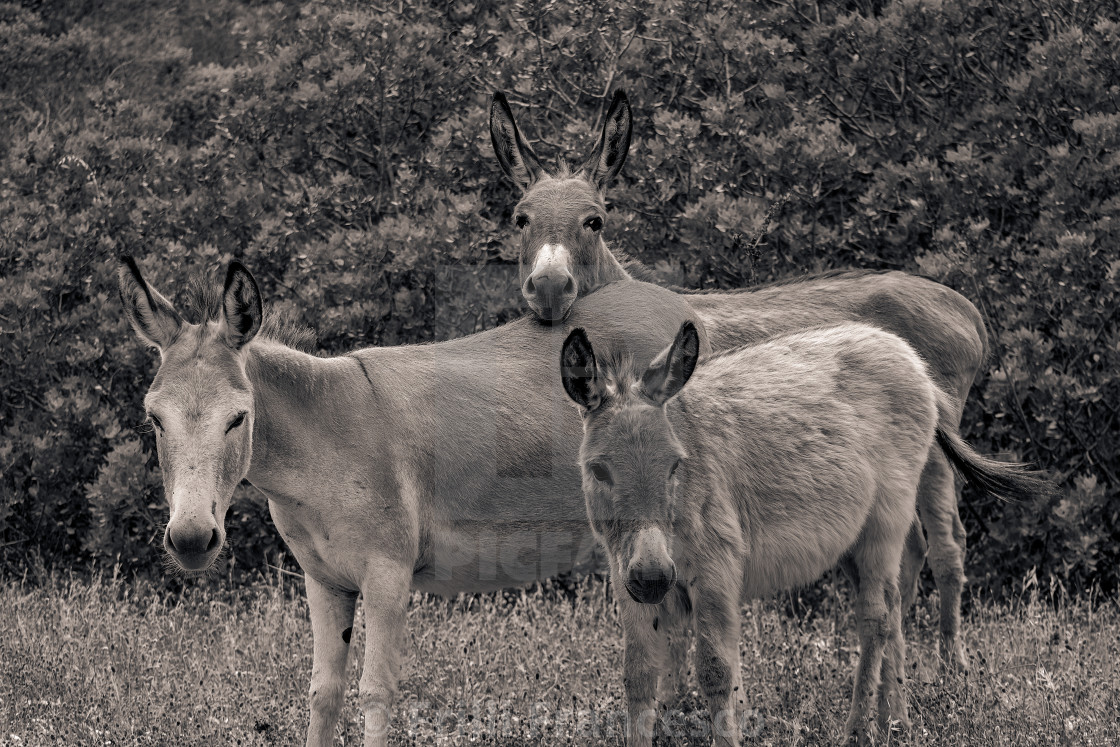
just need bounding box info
[0,570,1116,746]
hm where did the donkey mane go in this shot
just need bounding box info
[680,266,890,294]
[183,276,318,352]
[551,161,580,180]
[526,160,582,182]
[614,250,663,283]
[600,326,863,401]
[613,255,891,294]
[692,322,876,366]
[594,347,640,401]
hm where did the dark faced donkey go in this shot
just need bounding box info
[560,322,1051,746]
[118,257,710,747]
[492,90,989,670]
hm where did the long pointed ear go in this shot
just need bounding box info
[561,328,602,410]
[118,255,183,349]
[490,92,546,190]
[220,261,262,349]
[576,90,632,191]
[641,321,699,405]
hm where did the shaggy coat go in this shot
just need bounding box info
[561,321,1050,746]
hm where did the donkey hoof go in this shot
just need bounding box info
[878,695,911,734]
[878,713,911,737]
[940,641,971,673]
[844,720,877,747]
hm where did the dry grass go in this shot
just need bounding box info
[0,570,1117,745]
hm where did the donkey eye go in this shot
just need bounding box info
[669,460,682,479]
[515,214,530,229]
[226,411,247,434]
[589,463,612,484]
[584,216,603,232]
[148,413,163,432]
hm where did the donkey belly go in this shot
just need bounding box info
[741,531,859,599]
[738,484,879,599]
[413,519,598,596]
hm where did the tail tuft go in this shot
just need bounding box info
[935,426,1054,502]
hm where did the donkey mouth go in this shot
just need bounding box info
[165,528,224,572]
[624,582,646,603]
[530,301,574,324]
[168,548,221,573]
[536,308,563,324]
[624,569,677,605]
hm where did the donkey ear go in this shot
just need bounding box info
[220,261,262,349]
[577,90,632,191]
[641,321,699,405]
[118,255,183,349]
[490,92,546,190]
[561,327,602,410]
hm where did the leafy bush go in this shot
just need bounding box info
[1,0,1116,595]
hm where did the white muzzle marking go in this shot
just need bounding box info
[531,244,571,276]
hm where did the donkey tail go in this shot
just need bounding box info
[934,391,1054,502]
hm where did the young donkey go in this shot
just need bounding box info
[492,90,987,669]
[118,257,710,747]
[560,322,1050,746]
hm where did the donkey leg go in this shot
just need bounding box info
[845,550,897,745]
[948,503,969,663]
[619,596,670,747]
[358,561,412,747]
[657,583,693,706]
[876,577,910,736]
[839,555,860,597]
[305,576,358,747]
[899,515,927,613]
[695,588,743,747]
[916,450,969,670]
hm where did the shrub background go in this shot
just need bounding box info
[1,0,1117,596]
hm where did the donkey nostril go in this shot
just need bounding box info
[206,529,220,552]
[564,277,575,294]
[629,564,673,598]
[166,531,179,554]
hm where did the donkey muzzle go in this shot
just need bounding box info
[524,244,577,321]
[165,521,223,571]
[625,562,677,605]
[524,270,576,322]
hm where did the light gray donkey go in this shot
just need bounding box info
[118,256,710,746]
[560,321,1051,746]
[491,90,988,670]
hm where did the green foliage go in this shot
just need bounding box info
[1,0,1116,594]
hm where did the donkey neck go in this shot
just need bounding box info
[242,339,386,502]
[588,238,632,290]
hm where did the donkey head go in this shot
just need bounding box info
[490,90,633,322]
[561,321,700,604]
[119,257,262,572]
